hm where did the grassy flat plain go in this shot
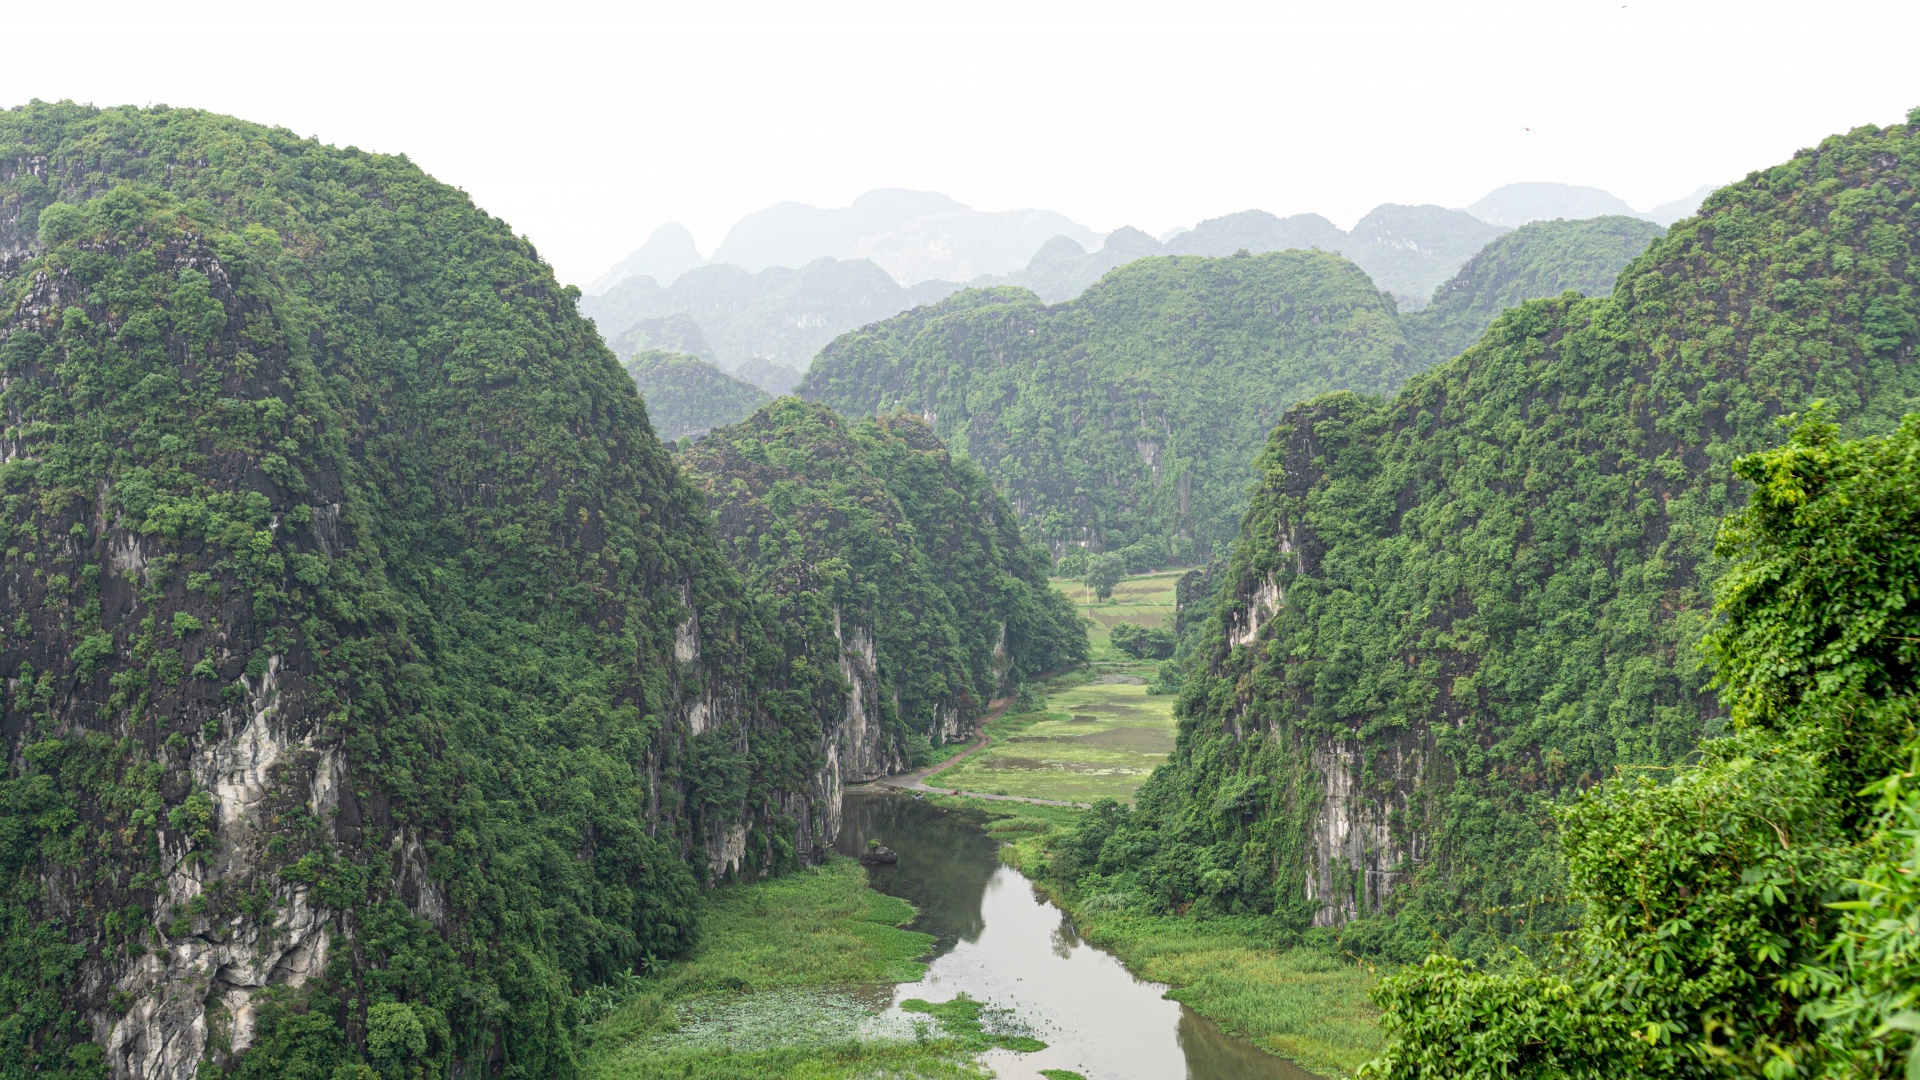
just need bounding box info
[579,859,987,1079]
[936,569,1185,803]
[1056,568,1183,660]
[936,673,1174,803]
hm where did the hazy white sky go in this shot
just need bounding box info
[9,0,1919,286]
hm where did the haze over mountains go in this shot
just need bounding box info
[581,180,1716,394]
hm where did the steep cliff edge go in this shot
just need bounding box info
[0,103,837,1079]
[677,401,1085,768]
[1083,115,1920,949]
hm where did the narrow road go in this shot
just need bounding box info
[863,696,1092,809]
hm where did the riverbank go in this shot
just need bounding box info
[578,858,986,1079]
[958,799,1385,1078]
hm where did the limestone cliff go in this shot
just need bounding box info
[678,401,1086,769]
[1131,116,1920,940]
[0,103,856,1079]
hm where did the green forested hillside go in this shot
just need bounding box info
[1058,116,1920,959]
[799,251,1417,562]
[0,103,855,1080]
[626,349,770,440]
[1364,412,1920,1079]
[609,311,717,363]
[678,401,1085,760]
[1401,215,1666,365]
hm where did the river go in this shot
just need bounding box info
[835,788,1319,1080]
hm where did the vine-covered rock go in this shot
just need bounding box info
[678,400,1085,769]
[1077,114,1920,950]
[0,103,842,1080]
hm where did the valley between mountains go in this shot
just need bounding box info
[4,99,1920,1080]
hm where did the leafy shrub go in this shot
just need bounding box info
[1084,554,1125,601]
[1108,622,1175,660]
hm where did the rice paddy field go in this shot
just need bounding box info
[1054,568,1183,662]
[935,674,1173,803]
[933,568,1190,804]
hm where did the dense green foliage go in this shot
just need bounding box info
[1401,215,1666,365]
[625,350,770,441]
[800,252,1418,561]
[679,401,1085,758]
[803,220,1653,569]
[1365,413,1920,1078]
[1050,117,1920,957]
[1107,622,1174,660]
[0,102,833,1078]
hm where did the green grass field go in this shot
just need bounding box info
[580,858,986,1079]
[936,673,1174,803]
[1051,567,1185,662]
[934,570,1185,803]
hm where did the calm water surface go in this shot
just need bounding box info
[836,790,1317,1080]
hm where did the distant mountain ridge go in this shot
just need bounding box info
[587,221,707,293]
[979,204,1507,309]
[580,257,960,393]
[583,182,1715,389]
[1465,180,1715,227]
[711,188,1099,286]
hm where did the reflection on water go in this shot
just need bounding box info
[840,789,1000,954]
[837,790,1318,1080]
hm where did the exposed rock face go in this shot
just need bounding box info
[1303,740,1421,927]
[0,242,355,1078]
[833,611,901,783]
